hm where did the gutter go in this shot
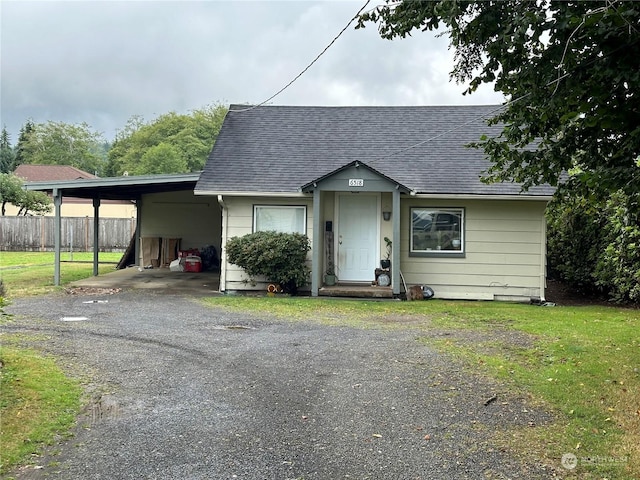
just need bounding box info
[195,190,309,198]
[411,193,553,201]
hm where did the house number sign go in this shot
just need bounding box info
[348,178,364,187]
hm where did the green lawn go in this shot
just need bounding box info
[0,346,82,474]
[203,296,639,479]
[0,251,122,297]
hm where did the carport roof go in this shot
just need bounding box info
[24,172,201,201]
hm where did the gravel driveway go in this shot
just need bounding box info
[3,291,555,479]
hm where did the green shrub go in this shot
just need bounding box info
[225,231,311,294]
[547,195,607,294]
[594,193,640,302]
[547,192,640,303]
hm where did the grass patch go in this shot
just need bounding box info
[0,251,122,297]
[203,296,639,478]
[427,303,639,479]
[203,295,421,327]
[0,346,82,473]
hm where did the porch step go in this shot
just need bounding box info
[319,283,393,299]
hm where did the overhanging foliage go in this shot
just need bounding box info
[358,1,640,200]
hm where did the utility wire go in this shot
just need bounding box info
[229,0,636,160]
[229,0,371,113]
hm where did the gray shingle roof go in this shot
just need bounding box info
[195,105,555,197]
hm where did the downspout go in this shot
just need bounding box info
[135,197,142,266]
[391,188,401,296]
[311,188,321,297]
[540,211,547,302]
[217,195,227,293]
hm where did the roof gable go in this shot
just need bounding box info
[301,161,410,193]
[195,105,555,197]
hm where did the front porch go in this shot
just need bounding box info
[318,283,394,299]
[302,161,409,298]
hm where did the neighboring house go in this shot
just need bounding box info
[194,105,555,301]
[9,165,136,218]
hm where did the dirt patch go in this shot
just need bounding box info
[545,279,639,308]
[65,287,122,296]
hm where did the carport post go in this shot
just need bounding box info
[53,188,62,286]
[93,198,101,276]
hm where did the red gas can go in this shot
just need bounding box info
[184,255,202,273]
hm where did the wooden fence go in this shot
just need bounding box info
[0,216,136,252]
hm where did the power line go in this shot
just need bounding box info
[229,0,371,114]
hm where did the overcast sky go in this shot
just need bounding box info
[1,0,504,143]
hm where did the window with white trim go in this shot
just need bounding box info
[410,208,464,255]
[254,205,306,234]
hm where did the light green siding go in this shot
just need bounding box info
[220,196,313,292]
[219,194,548,301]
[401,199,547,301]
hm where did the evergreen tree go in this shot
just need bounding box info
[13,119,34,171]
[0,127,15,174]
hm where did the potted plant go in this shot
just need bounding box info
[380,236,392,269]
[324,266,336,286]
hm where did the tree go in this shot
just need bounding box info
[16,190,52,216]
[13,119,34,171]
[0,173,51,216]
[21,121,107,175]
[0,127,15,174]
[106,103,228,177]
[0,173,23,216]
[134,143,188,175]
[357,1,640,200]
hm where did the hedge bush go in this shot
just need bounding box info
[547,192,640,303]
[225,231,310,294]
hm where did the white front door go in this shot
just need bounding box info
[336,193,379,282]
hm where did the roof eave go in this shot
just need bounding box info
[412,192,554,201]
[24,173,202,192]
[194,190,310,198]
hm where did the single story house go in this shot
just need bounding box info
[26,105,554,302]
[194,105,555,302]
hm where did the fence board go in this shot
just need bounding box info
[0,216,136,252]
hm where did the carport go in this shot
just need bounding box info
[25,173,203,286]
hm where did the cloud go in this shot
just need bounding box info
[0,1,503,142]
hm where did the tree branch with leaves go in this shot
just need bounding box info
[357,1,640,199]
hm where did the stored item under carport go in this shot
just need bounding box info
[184,255,202,273]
